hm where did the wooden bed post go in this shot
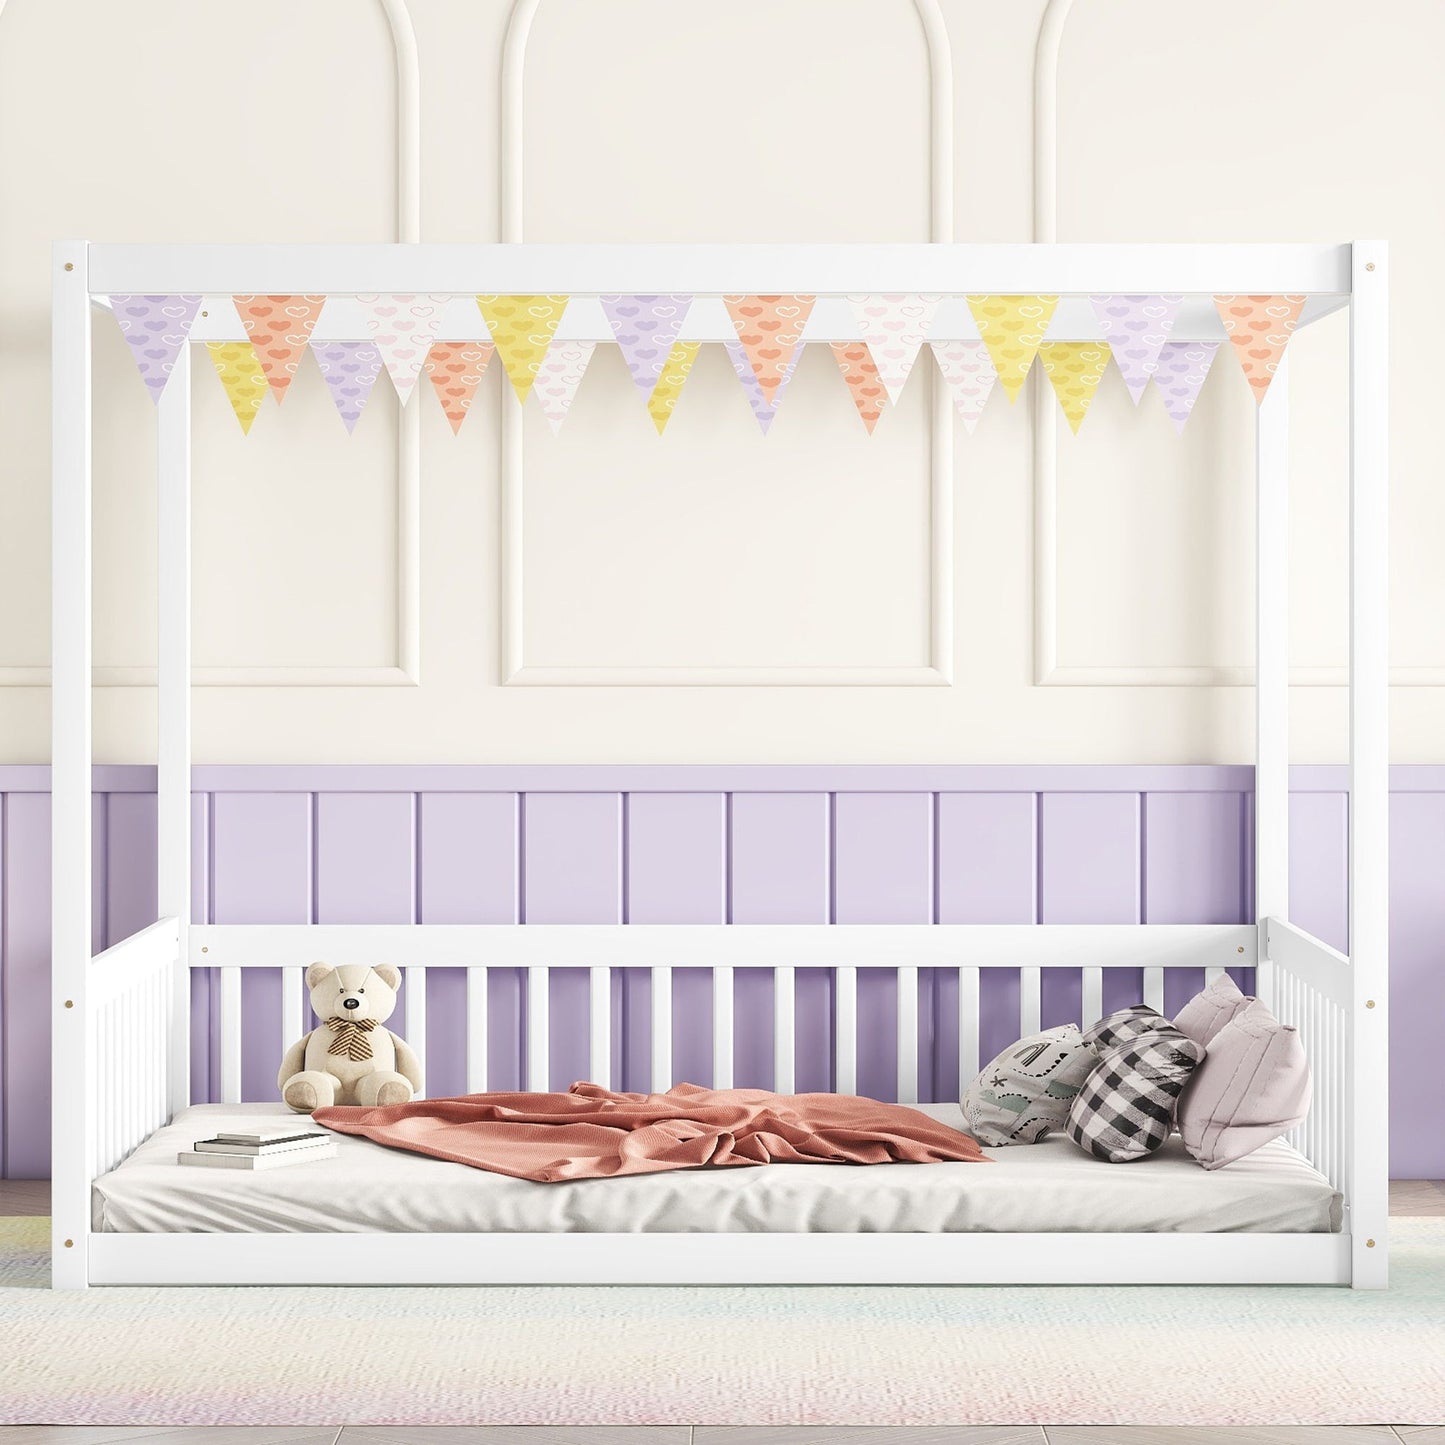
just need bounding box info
[50,241,93,1290]
[1348,241,1389,1289]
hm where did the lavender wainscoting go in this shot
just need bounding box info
[0,765,1439,1178]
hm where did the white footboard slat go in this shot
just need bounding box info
[896,966,919,1103]
[773,966,795,1094]
[1020,966,1042,1037]
[280,967,303,1067]
[835,965,857,1095]
[957,967,979,1085]
[466,966,488,1093]
[527,965,549,1092]
[711,965,733,1089]
[590,966,611,1089]
[650,966,672,1093]
[405,966,426,1098]
[220,966,242,1104]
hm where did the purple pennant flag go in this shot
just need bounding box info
[599,295,693,395]
[110,294,203,402]
[1088,294,1183,404]
[1151,341,1221,435]
[311,341,385,434]
[725,340,801,434]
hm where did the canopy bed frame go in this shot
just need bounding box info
[50,240,1389,1288]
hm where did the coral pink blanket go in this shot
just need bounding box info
[313,1081,988,1183]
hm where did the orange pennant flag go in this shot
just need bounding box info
[1213,295,1307,403]
[722,295,815,411]
[830,342,887,434]
[233,295,327,404]
[423,341,495,434]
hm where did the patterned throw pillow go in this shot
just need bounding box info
[1068,1015,1204,1163]
[960,1025,1097,1145]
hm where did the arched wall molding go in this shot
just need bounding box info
[496,0,956,686]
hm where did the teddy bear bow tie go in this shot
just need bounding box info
[325,1016,378,1061]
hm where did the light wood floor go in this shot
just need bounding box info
[1,1183,1441,1440]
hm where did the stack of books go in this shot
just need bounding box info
[179,1125,338,1171]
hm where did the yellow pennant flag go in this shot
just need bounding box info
[646,341,701,435]
[207,341,267,434]
[1039,342,1112,434]
[476,295,569,402]
[965,295,1059,401]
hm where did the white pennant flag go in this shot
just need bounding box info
[355,294,450,403]
[533,341,596,435]
[846,294,943,404]
[931,342,999,435]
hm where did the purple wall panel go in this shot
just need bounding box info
[1291,791,1349,954]
[522,793,622,1090]
[3,794,51,1177]
[729,794,830,1090]
[626,794,726,1089]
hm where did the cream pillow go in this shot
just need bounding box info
[961,1025,1097,1145]
[1177,999,1311,1169]
[1174,973,1255,1047]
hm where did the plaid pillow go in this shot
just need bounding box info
[1084,1004,1172,1054]
[1067,1023,1204,1164]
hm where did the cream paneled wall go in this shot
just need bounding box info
[0,0,1439,762]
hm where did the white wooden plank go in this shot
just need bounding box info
[896,965,919,1104]
[526,965,549,1093]
[773,965,795,1095]
[1081,966,1103,1029]
[404,965,426,1098]
[956,967,979,1085]
[835,965,858,1095]
[711,965,733,1090]
[280,967,303,1064]
[589,965,611,1090]
[1019,966,1042,1037]
[465,966,488,1093]
[219,966,242,1105]
[650,966,673,1093]
[1143,965,1165,1014]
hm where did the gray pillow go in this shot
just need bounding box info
[961,1025,1097,1145]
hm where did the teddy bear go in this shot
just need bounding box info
[277,963,423,1113]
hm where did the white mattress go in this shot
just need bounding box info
[92,1102,1342,1235]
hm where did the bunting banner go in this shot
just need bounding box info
[599,295,693,396]
[965,295,1059,402]
[847,294,942,403]
[1089,294,1183,403]
[356,294,450,404]
[830,342,887,435]
[533,341,595,435]
[111,294,203,401]
[1039,342,1112,434]
[723,295,815,411]
[726,340,801,434]
[234,295,327,404]
[423,341,495,434]
[476,294,570,403]
[206,341,267,434]
[1152,341,1221,434]
[1213,294,1307,403]
[312,341,385,434]
[931,341,1000,434]
[647,341,701,435]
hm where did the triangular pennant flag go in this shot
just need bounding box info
[830,343,887,435]
[722,295,815,411]
[476,295,570,403]
[311,341,385,435]
[846,294,942,403]
[206,341,267,434]
[233,295,327,404]
[646,341,701,435]
[598,295,693,396]
[1039,342,1113,434]
[422,341,495,434]
[1088,294,1183,403]
[533,341,595,435]
[355,294,450,404]
[110,295,203,402]
[725,340,801,434]
[930,341,1000,435]
[965,295,1059,402]
[1151,341,1221,435]
[1213,294,1307,403]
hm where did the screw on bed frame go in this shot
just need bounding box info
[1366,1238,1376,1247]
[63,262,73,271]
[1365,262,1376,271]
[1366,999,1376,1008]
[1236,945,1244,953]
[63,1239,73,1248]
[63,1000,73,1009]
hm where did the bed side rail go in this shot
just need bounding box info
[1263,917,1349,1194]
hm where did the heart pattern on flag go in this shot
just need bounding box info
[421,341,495,434]
[1088,295,1183,403]
[1213,295,1307,403]
[599,296,693,396]
[111,294,204,402]
[311,341,385,434]
[355,294,451,404]
[965,295,1060,401]
[930,342,1000,434]
[647,341,701,435]
[830,343,887,434]
[233,295,327,404]
[722,295,815,408]
[1039,342,1113,434]
[533,341,596,435]
[1151,341,1221,434]
[846,294,942,404]
[206,341,267,433]
[726,339,801,434]
[476,295,570,403]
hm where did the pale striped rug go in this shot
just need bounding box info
[1,1218,1441,1427]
